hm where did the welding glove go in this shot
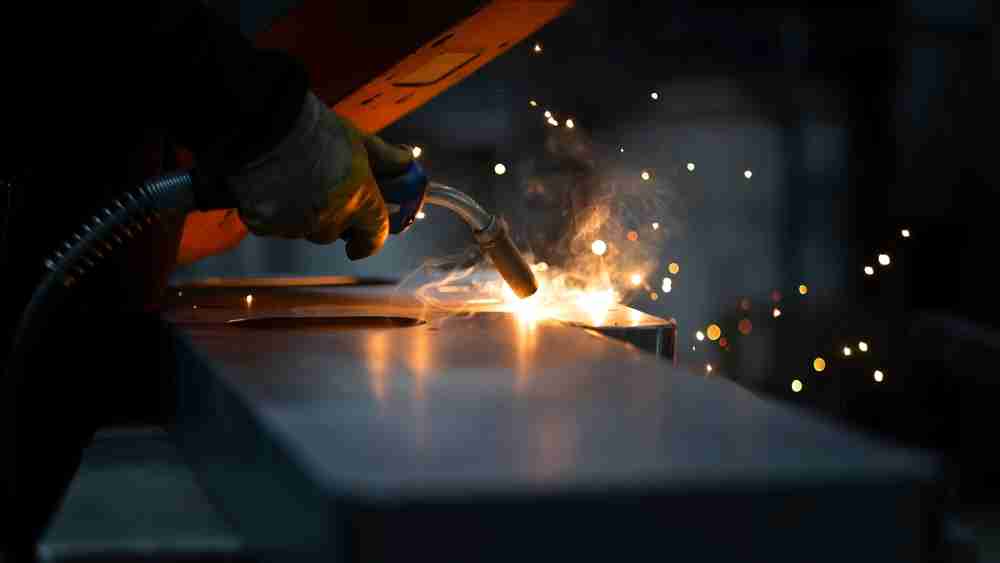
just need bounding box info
[227,91,412,260]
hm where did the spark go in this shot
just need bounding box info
[813,357,826,372]
[529,100,538,107]
[533,43,543,53]
[245,294,253,306]
[705,363,713,374]
[640,170,651,181]
[864,266,875,276]
[858,341,869,352]
[630,273,642,287]
[650,92,659,100]
[744,170,753,179]
[661,278,672,293]
[411,146,423,159]
[686,162,696,172]
[415,210,426,220]
[695,331,705,341]
[591,239,607,256]
[494,163,507,176]
[798,284,808,295]
[668,262,680,275]
[843,346,852,357]
[651,222,660,230]
[547,117,559,126]
[627,230,639,241]
[565,118,575,129]
[706,324,721,341]
[874,370,885,383]
[738,318,753,335]
[791,379,803,393]
[544,110,552,118]
[901,229,911,238]
[772,307,782,318]
[878,253,891,266]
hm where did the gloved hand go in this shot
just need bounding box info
[226,91,412,260]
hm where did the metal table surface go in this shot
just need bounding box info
[164,278,939,562]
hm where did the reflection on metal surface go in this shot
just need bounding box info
[367,331,389,402]
[228,316,425,331]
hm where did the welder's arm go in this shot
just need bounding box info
[133,1,411,260]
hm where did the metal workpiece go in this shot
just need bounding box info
[165,279,938,562]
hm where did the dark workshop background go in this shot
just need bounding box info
[180,0,996,502]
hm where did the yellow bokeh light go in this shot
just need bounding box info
[640,170,651,181]
[686,162,696,172]
[772,307,782,318]
[858,341,869,352]
[533,43,543,53]
[652,222,660,230]
[813,357,826,372]
[874,370,884,382]
[901,229,910,238]
[661,278,672,293]
[627,230,639,241]
[706,324,722,341]
[791,379,803,393]
[650,92,659,100]
[878,253,891,266]
[668,262,680,275]
[864,266,875,276]
[650,292,659,301]
[744,170,753,179]
[695,330,705,342]
[705,363,713,374]
[798,284,808,295]
[529,100,538,107]
[411,146,423,159]
[565,119,575,129]
[544,110,552,118]
[245,294,253,306]
[494,163,507,175]
[843,346,852,357]
[591,239,607,256]
[630,273,642,287]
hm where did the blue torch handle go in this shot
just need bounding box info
[378,159,429,234]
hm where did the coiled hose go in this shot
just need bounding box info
[5,171,201,391]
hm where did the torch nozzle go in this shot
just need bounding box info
[425,182,539,298]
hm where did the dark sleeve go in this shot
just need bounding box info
[145,2,310,173]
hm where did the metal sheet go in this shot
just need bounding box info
[165,281,938,562]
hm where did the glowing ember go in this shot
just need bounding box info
[627,230,639,241]
[565,118,575,129]
[650,92,659,100]
[738,318,753,335]
[878,253,891,266]
[744,170,753,179]
[858,341,869,352]
[411,146,423,158]
[798,284,808,295]
[843,346,852,357]
[245,294,253,306]
[901,229,911,238]
[874,370,885,383]
[706,324,722,341]
[416,210,426,220]
[630,273,642,286]
[791,379,803,393]
[864,266,875,276]
[772,307,782,318]
[813,357,826,372]
[640,170,651,181]
[652,222,660,230]
[494,163,507,175]
[668,262,680,275]
[661,278,672,293]
[591,239,607,256]
[686,162,696,172]
[695,330,705,341]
